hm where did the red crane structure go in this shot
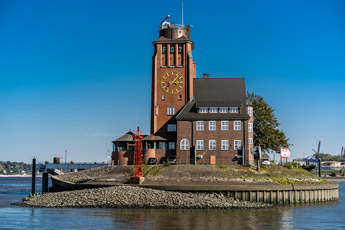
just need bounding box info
[132,127,143,178]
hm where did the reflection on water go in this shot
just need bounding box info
[0,177,345,229]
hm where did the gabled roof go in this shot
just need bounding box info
[194,78,246,108]
[176,78,250,121]
[112,132,134,143]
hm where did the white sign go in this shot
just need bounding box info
[280,147,290,159]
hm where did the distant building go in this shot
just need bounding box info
[112,17,254,165]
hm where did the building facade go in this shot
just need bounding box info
[112,17,254,165]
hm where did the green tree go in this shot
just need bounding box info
[247,92,289,153]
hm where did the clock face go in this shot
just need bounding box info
[160,71,184,94]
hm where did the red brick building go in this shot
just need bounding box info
[112,17,254,165]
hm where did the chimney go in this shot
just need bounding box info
[202,73,209,78]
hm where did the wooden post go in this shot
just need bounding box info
[318,158,322,178]
[42,172,49,193]
[31,157,36,195]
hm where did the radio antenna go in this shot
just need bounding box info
[182,0,184,25]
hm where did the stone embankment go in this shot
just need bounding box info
[16,186,271,209]
[57,166,114,183]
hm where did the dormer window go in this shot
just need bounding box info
[199,107,208,113]
[219,107,228,113]
[229,107,239,113]
[209,107,218,113]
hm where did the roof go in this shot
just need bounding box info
[142,134,168,141]
[176,78,250,121]
[194,78,246,108]
[112,132,134,143]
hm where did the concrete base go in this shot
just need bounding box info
[130,176,145,184]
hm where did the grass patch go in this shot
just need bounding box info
[215,164,327,185]
[142,165,163,177]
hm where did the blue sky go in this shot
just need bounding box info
[1,0,344,163]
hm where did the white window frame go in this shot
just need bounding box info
[209,107,218,113]
[229,107,239,113]
[196,140,204,150]
[219,107,228,113]
[209,121,216,131]
[234,140,242,150]
[167,124,177,132]
[169,142,175,149]
[196,121,204,131]
[180,139,190,150]
[248,107,253,116]
[248,123,253,132]
[209,140,216,150]
[234,121,241,130]
[221,121,229,130]
[167,107,176,115]
[199,107,208,113]
[248,138,253,145]
[221,140,229,150]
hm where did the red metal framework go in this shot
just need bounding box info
[132,127,143,177]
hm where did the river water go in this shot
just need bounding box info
[0,177,344,229]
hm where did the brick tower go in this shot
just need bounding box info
[150,16,196,141]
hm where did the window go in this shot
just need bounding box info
[209,107,218,113]
[209,121,216,131]
[170,46,175,53]
[180,139,190,150]
[248,107,253,116]
[168,124,176,132]
[196,121,204,131]
[219,107,228,113]
[199,107,208,113]
[162,46,167,53]
[178,46,183,53]
[248,123,253,132]
[248,138,253,145]
[229,107,239,113]
[234,121,241,130]
[162,95,165,101]
[178,95,182,100]
[221,121,229,130]
[221,140,229,150]
[196,140,204,150]
[167,107,176,115]
[209,140,216,150]
[169,142,175,149]
[159,142,166,149]
[234,140,242,150]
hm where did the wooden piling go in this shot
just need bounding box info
[31,157,36,195]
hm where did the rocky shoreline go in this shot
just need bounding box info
[15,186,272,209]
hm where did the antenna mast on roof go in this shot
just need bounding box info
[182,0,184,25]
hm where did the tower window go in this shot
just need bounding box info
[162,95,165,101]
[248,123,253,132]
[178,95,182,100]
[167,107,176,115]
[162,46,167,53]
[170,46,175,53]
[178,46,183,53]
[248,107,253,116]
